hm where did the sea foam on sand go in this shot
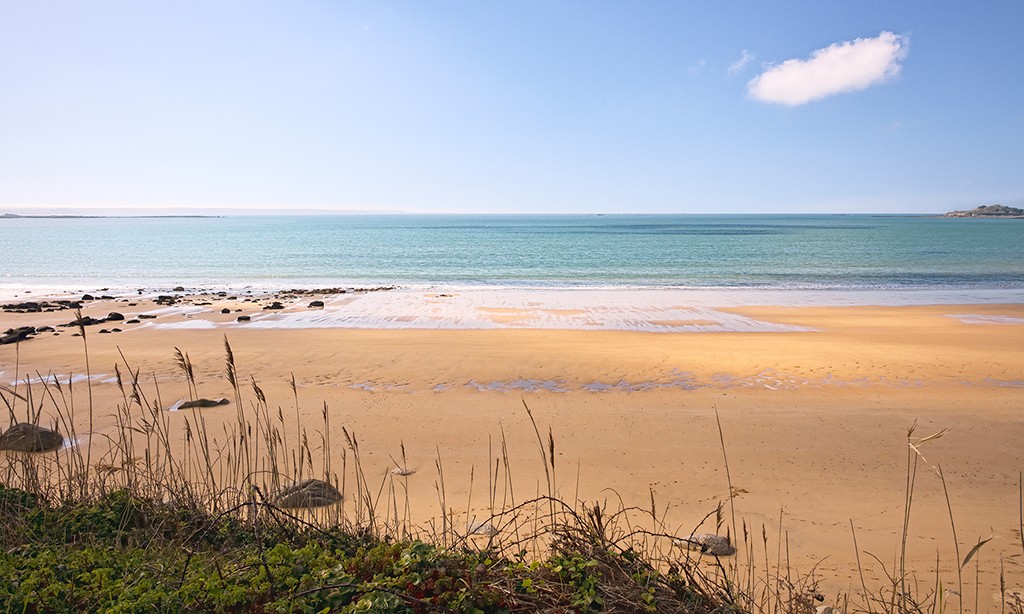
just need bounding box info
[153,287,816,333]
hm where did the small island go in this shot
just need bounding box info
[944,204,1024,218]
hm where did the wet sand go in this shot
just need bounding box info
[2,290,1023,602]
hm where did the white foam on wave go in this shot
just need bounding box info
[10,373,109,386]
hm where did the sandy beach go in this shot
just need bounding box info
[2,288,1023,602]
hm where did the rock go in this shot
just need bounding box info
[175,398,230,410]
[221,308,231,314]
[138,314,157,319]
[35,326,54,333]
[237,315,251,322]
[467,520,499,536]
[681,533,736,556]
[98,329,111,334]
[60,316,104,327]
[271,479,343,508]
[0,327,35,344]
[173,286,185,292]
[263,301,285,310]
[945,204,1024,218]
[126,319,140,324]
[0,423,64,453]
[106,312,125,321]
[82,294,94,301]
[308,300,324,308]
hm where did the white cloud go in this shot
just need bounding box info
[747,31,908,106]
[728,50,754,75]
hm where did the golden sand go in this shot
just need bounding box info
[2,297,1023,599]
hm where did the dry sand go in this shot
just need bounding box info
[2,290,1023,603]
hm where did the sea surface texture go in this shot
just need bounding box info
[4,214,1023,291]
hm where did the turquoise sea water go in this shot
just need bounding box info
[2,214,1023,291]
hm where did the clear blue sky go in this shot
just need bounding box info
[1,1,1022,213]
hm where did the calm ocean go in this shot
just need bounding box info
[3,214,1023,292]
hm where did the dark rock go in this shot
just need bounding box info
[221,308,231,314]
[176,398,229,410]
[271,479,343,508]
[0,423,64,453]
[81,294,94,301]
[98,329,110,334]
[106,312,125,321]
[1,327,35,344]
[237,315,251,322]
[308,300,325,308]
[263,302,285,310]
[35,326,54,333]
[100,295,114,300]
[111,328,122,333]
[173,286,185,292]
[138,314,157,319]
[126,319,140,324]
[59,316,104,328]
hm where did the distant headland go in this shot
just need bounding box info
[944,204,1024,218]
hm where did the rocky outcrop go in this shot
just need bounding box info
[0,327,36,345]
[270,479,343,508]
[0,423,64,453]
[945,204,1024,218]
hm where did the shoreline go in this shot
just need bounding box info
[4,285,1024,333]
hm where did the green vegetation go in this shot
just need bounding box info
[0,485,738,613]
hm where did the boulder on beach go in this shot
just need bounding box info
[263,301,285,310]
[0,327,35,345]
[680,533,736,556]
[174,398,230,410]
[0,423,64,453]
[308,300,324,308]
[270,478,343,508]
[237,315,251,322]
[106,312,125,321]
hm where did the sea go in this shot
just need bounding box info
[2,214,1023,301]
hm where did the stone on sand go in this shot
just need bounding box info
[681,533,736,556]
[271,479,343,509]
[0,423,65,453]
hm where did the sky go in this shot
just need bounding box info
[1,1,1022,214]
